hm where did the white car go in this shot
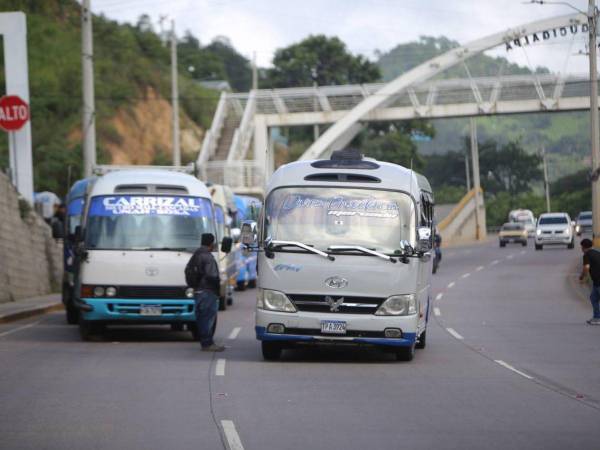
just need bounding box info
[535,212,574,250]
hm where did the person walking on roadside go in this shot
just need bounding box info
[186,233,225,351]
[579,238,600,325]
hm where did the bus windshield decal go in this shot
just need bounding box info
[89,196,211,217]
[282,195,400,219]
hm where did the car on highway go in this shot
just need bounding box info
[244,149,434,362]
[499,222,528,247]
[508,209,536,237]
[575,211,592,236]
[534,212,574,250]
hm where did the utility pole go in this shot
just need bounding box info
[542,145,551,212]
[589,0,600,246]
[470,117,482,240]
[82,0,96,177]
[171,20,180,166]
[465,150,471,191]
[252,52,258,91]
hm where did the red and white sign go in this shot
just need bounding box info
[0,95,29,132]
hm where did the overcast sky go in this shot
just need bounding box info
[93,0,593,76]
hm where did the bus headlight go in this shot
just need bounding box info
[93,286,105,297]
[375,294,417,316]
[105,287,117,297]
[257,289,297,313]
[185,288,195,298]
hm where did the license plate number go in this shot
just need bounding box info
[140,305,162,316]
[321,320,346,335]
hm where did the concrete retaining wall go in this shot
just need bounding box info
[0,172,62,303]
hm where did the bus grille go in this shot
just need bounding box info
[287,294,385,314]
[116,286,188,299]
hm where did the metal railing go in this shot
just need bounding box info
[199,160,264,191]
[227,90,256,162]
[197,91,228,165]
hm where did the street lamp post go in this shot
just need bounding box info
[588,0,600,246]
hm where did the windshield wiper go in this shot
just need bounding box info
[147,247,193,252]
[269,240,335,261]
[328,245,397,263]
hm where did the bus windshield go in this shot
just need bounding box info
[264,187,415,254]
[85,195,215,251]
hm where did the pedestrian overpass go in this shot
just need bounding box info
[197,12,591,194]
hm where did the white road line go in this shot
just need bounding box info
[435,293,443,301]
[506,254,514,260]
[461,273,471,279]
[446,328,464,340]
[494,360,534,380]
[476,266,484,272]
[228,327,241,340]
[433,307,441,316]
[221,420,244,450]
[447,281,455,289]
[491,259,500,266]
[0,320,41,338]
[520,250,526,255]
[215,358,226,376]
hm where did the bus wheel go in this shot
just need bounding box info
[262,341,282,361]
[395,344,415,361]
[188,323,199,340]
[79,317,103,341]
[235,281,246,291]
[415,330,426,349]
[170,323,184,332]
[248,280,257,289]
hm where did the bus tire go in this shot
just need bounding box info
[79,317,103,341]
[395,344,415,362]
[262,341,282,361]
[415,330,426,349]
[235,281,246,291]
[248,280,257,289]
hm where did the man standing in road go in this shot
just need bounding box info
[579,238,600,325]
[186,233,225,351]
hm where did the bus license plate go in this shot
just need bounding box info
[140,305,162,316]
[321,320,347,335]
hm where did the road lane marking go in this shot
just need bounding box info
[447,281,455,289]
[446,328,464,340]
[506,254,514,260]
[221,420,244,450]
[494,360,534,380]
[228,327,241,340]
[476,266,484,272]
[215,359,226,376]
[435,293,443,301]
[520,250,526,255]
[0,320,41,338]
[491,259,500,266]
[461,273,471,279]
[434,307,441,316]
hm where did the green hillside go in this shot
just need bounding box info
[0,0,226,196]
[377,36,590,182]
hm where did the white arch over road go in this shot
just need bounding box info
[300,12,587,161]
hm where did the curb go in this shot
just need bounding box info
[0,302,63,324]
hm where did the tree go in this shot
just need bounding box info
[266,35,380,88]
[205,39,252,91]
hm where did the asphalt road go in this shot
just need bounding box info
[1,239,600,450]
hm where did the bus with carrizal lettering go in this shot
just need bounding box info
[242,149,435,361]
[73,167,232,340]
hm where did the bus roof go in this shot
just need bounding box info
[266,157,433,201]
[89,169,211,198]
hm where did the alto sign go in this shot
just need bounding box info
[0,95,29,131]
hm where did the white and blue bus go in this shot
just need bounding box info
[73,168,231,340]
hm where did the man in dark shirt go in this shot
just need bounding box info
[579,238,600,325]
[186,233,225,351]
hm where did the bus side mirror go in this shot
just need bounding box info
[231,227,241,243]
[221,237,233,254]
[241,222,257,246]
[416,227,432,253]
[74,225,83,242]
[51,220,65,239]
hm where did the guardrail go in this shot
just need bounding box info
[198,91,228,165]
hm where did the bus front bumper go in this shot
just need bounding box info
[77,298,196,322]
